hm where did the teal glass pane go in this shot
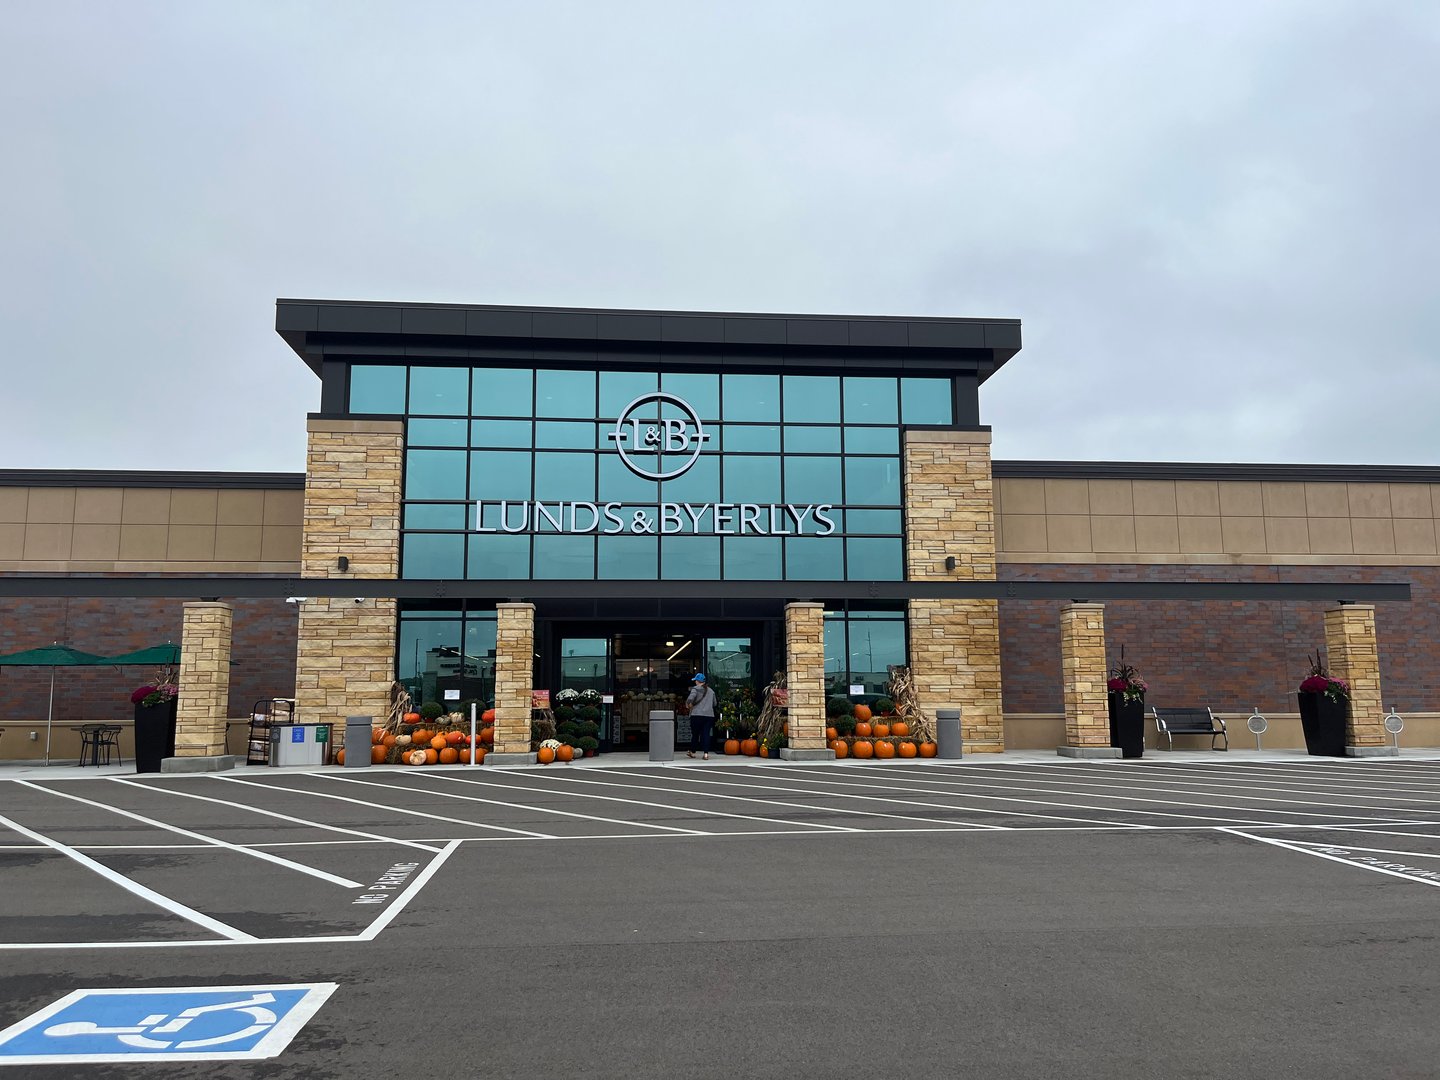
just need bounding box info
[537,369,595,418]
[784,456,843,504]
[786,537,843,580]
[599,455,659,503]
[533,535,596,579]
[535,452,595,501]
[478,501,539,531]
[901,378,953,424]
[349,365,406,414]
[406,450,467,500]
[471,419,532,447]
[467,534,530,579]
[402,533,464,578]
[844,457,901,505]
[470,451,531,499]
[472,368,532,417]
[844,426,900,454]
[462,618,498,702]
[722,374,780,422]
[846,616,907,694]
[824,615,847,694]
[659,455,719,504]
[723,456,781,502]
[403,503,468,530]
[598,536,657,578]
[723,537,782,580]
[843,377,898,424]
[846,537,903,580]
[408,418,468,446]
[783,375,841,422]
[784,425,841,453]
[843,509,903,534]
[722,425,780,452]
[653,503,707,534]
[409,367,469,415]
[398,615,461,702]
[661,536,720,579]
[535,421,597,449]
[600,371,658,418]
[661,372,719,420]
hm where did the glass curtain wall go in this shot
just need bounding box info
[823,607,908,699]
[397,607,498,709]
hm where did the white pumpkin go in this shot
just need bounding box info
[396,734,412,746]
[407,749,428,766]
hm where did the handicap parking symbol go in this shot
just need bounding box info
[0,983,336,1064]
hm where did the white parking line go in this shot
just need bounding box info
[1221,828,1440,889]
[0,810,255,943]
[1113,760,1440,797]
[15,781,365,890]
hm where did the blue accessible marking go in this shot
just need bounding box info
[292,726,306,743]
[0,983,337,1065]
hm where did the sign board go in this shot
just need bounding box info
[601,694,614,704]
[531,690,550,709]
[849,684,864,696]
[290,727,305,744]
[314,726,328,744]
[443,689,460,701]
[0,983,337,1064]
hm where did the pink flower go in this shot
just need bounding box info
[130,685,157,704]
[1299,675,1330,694]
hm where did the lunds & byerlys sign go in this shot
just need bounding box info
[473,392,836,536]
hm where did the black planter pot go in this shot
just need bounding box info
[134,699,178,773]
[1297,692,1348,757]
[1108,692,1146,758]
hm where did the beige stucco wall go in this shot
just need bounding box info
[1004,712,1438,753]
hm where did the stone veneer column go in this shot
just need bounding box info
[903,429,1003,751]
[295,418,403,728]
[1324,604,1395,756]
[175,601,233,758]
[490,602,538,764]
[1057,602,1119,757]
[781,602,834,760]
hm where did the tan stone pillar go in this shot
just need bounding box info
[903,428,1003,751]
[782,602,834,760]
[175,601,233,758]
[1057,602,1119,758]
[491,602,537,763]
[1324,604,1395,756]
[295,418,403,727]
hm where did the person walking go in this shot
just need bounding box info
[684,673,717,760]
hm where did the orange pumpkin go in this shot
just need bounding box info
[853,704,873,722]
[890,721,910,738]
[898,741,918,758]
[482,708,496,723]
[334,748,346,765]
[429,735,448,752]
[403,711,421,723]
[424,749,438,765]
[851,739,874,759]
[407,749,427,766]
[919,741,938,758]
[438,747,459,765]
[854,721,872,738]
[480,726,495,745]
[825,726,839,741]
[830,738,848,759]
[872,722,891,739]
[370,744,388,765]
[410,728,431,745]
[458,748,472,764]
[874,740,896,759]
[741,738,759,756]
[537,746,556,764]
[445,730,464,745]
[382,733,398,748]
[724,739,740,755]
[473,747,487,764]
[371,727,386,745]
[557,744,574,762]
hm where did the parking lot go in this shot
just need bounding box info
[3,755,1440,1076]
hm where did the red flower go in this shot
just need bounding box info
[1107,677,1128,692]
[130,685,157,704]
[1299,675,1330,694]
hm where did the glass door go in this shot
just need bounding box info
[557,637,612,751]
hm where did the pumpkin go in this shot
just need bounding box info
[371,744,388,765]
[382,733,398,748]
[830,738,848,759]
[403,711,421,723]
[851,739,874,759]
[396,734,412,747]
[919,741,938,758]
[890,721,910,738]
[411,728,431,745]
[371,727,386,745]
[825,726,839,741]
[335,748,346,765]
[407,749,427,766]
[438,747,459,765]
[872,722,891,739]
[429,735,448,752]
[423,748,438,765]
[854,721,872,738]
[480,726,495,745]
[557,744,574,762]
[898,741,918,758]
[740,738,759,756]
[482,708,496,723]
[852,704,873,722]
[874,740,896,759]
[537,746,556,765]
[724,739,740,755]
[445,730,464,745]
[458,748,471,764]
[473,747,487,764]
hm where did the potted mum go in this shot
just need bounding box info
[1106,651,1147,759]
[131,676,179,773]
[1297,651,1349,757]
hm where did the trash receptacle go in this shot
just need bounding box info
[936,709,963,759]
[649,710,675,762]
[345,715,374,768]
[269,723,332,767]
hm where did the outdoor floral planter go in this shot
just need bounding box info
[1107,692,1146,759]
[1297,691,1348,757]
[133,698,178,773]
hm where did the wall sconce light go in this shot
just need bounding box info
[337,556,349,572]
[944,556,957,571]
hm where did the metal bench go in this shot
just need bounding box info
[1151,707,1228,751]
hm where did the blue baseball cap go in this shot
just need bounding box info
[692,673,706,682]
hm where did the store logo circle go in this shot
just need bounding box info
[606,392,711,481]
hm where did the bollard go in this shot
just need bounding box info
[936,709,963,759]
[649,710,676,762]
[345,715,374,768]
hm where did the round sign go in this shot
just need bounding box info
[607,392,711,481]
[1246,711,1268,735]
[1383,710,1404,735]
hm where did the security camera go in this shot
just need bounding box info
[285,596,309,604]
[354,598,365,604]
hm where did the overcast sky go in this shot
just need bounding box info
[3,1,1436,472]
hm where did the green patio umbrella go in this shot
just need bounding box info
[103,643,180,667]
[0,644,108,764]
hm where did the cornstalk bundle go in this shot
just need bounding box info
[384,682,412,732]
[887,665,933,742]
[755,670,787,742]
